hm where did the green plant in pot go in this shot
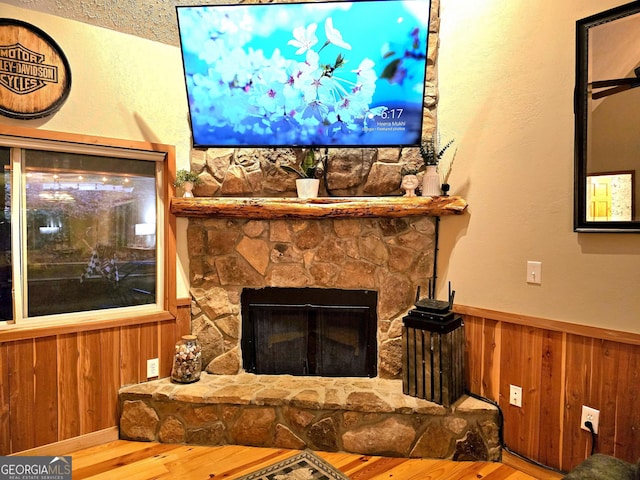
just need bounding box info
[280,148,322,179]
[280,149,323,198]
[174,169,202,197]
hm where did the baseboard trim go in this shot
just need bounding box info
[501,450,564,480]
[11,427,119,456]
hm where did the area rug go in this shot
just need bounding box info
[236,450,350,480]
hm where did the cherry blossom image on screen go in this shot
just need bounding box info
[176,0,432,147]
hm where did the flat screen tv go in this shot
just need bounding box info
[176,0,432,148]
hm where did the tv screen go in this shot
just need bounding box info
[176,0,432,148]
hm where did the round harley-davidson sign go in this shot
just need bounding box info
[0,18,71,119]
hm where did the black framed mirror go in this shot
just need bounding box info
[575,2,640,232]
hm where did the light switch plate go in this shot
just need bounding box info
[526,261,542,284]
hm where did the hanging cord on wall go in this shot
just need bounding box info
[584,420,597,456]
[463,390,566,476]
[430,217,440,298]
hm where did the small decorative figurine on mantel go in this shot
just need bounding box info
[400,168,420,197]
[173,169,202,197]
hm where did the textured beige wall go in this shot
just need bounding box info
[437,0,640,333]
[2,0,184,46]
[0,4,187,144]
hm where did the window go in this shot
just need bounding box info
[1,147,10,321]
[0,135,168,324]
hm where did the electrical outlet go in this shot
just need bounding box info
[509,384,522,407]
[147,358,159,378]
[581,405,600,434]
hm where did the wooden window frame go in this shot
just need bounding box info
[0,125,178,341]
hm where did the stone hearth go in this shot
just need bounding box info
[119,373,501,461]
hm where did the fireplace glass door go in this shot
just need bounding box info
[241,288,377,377]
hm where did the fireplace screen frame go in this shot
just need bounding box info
[241,287,378,377]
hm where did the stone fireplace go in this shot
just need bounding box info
[119,196,497,461]
[188,214,436,379]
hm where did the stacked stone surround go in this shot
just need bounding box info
[189,215,436,378]
[119,373,501,461]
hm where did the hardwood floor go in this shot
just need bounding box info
[68,440,561,479]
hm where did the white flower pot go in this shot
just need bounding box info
[421,165,441,197]
[295,178,320,199]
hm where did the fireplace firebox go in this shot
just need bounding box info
[241,287,377,377]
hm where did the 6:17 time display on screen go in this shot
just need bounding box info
[379,108,404,119]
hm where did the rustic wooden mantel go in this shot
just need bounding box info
[170,196,468,219]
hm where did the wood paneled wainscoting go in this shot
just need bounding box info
[0,301,191,455]
[458,305,640,473]
[0,126,188,455]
